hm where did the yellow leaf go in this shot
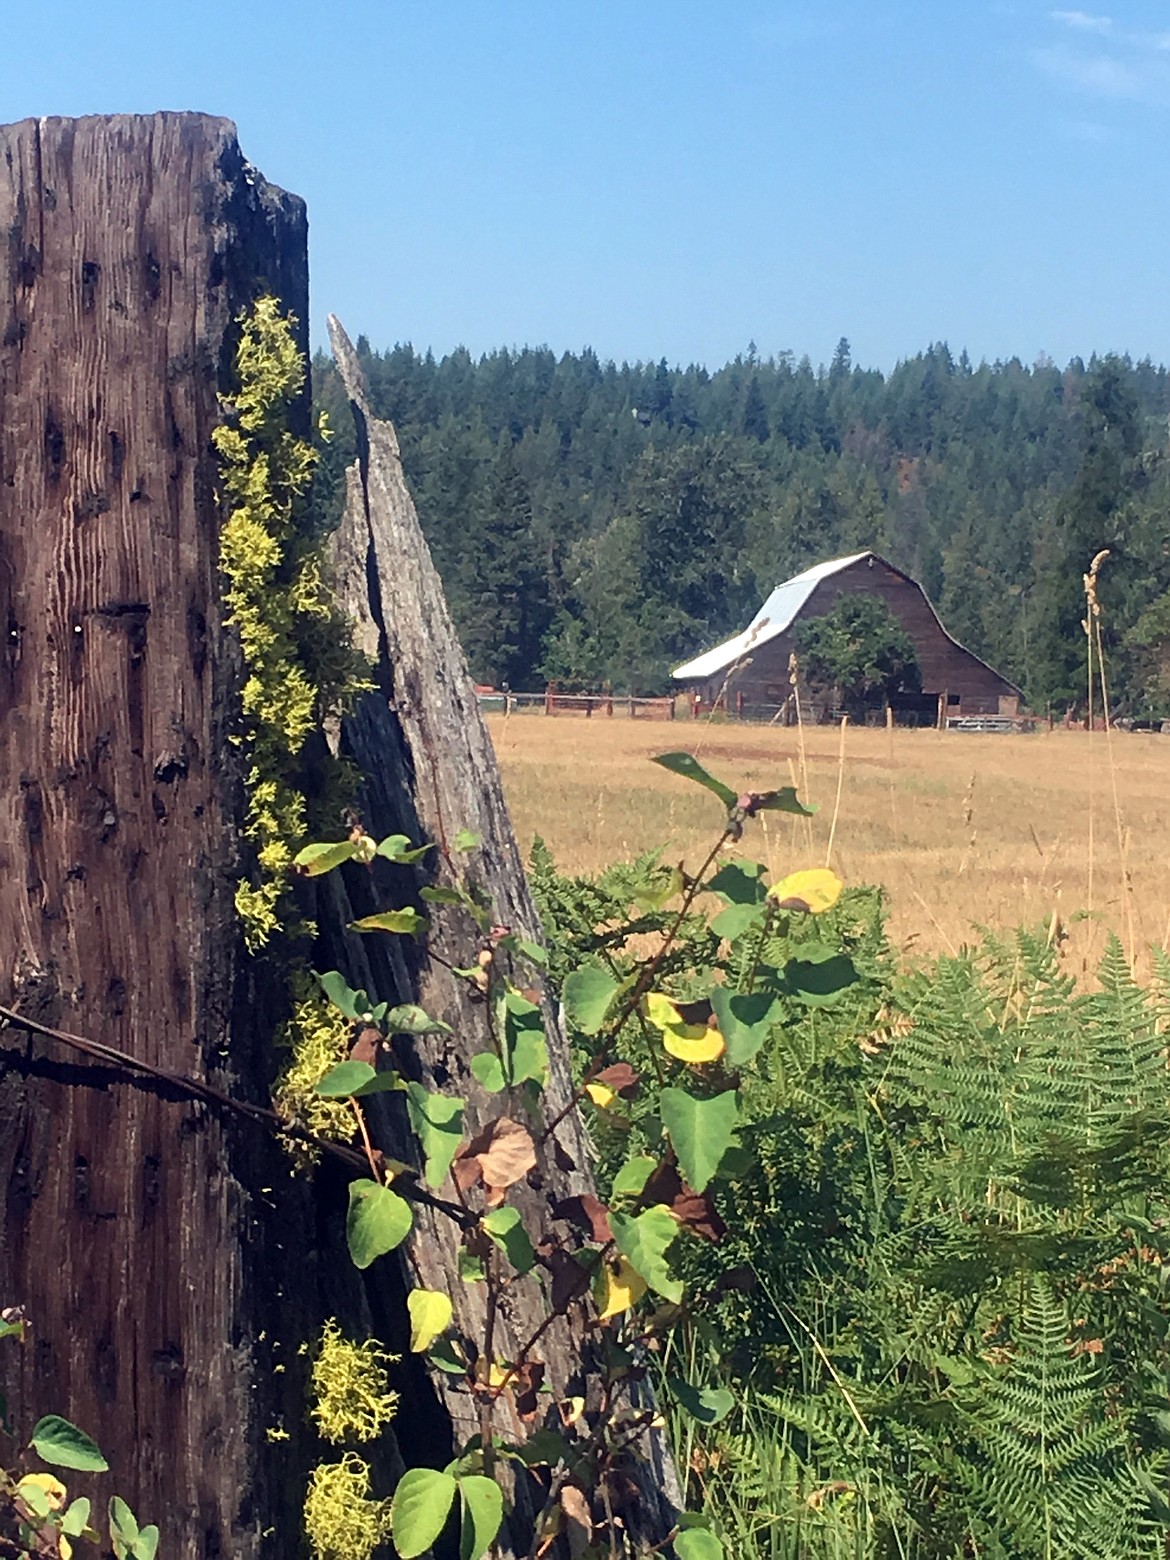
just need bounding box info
[17,1473,67,1511]
[768,867,844,914]
[585,1083,616,1109]
[475,1358,512,1388]
[644,991,684,1030]
[407,1288,453,1354]
[559,1395,587,1425]
[595,1257,649,1320]
[646,991,726,1064]
[60,1541,73,1560]
[662,1027,726,1064]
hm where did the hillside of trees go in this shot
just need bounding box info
[313,338,1170,714]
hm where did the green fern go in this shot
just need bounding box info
[955,1279,1161,1558]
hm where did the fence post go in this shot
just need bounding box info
[545,685,553,716]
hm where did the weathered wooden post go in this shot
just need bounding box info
[0,112,325,1556]
[0,114,678,1559]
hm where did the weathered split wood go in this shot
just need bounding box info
[322,315,682,1550]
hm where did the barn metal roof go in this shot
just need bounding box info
[672,552,871,681]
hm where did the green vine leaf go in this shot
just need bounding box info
[376,834,435,864]
[29,1415,108,1472]
[458,1474,505,1560]
[563,965,620,1035]
[292,840,358,876]
[345,1179,413,1268]
[62,1497,92,1538]
[674,1528,725,1560]
[710,902,766,942]
[709,988,779,1066]
[315,1060,377,1097]
[784,949,858,1007]
[350,908,429,938]
[505,989,548,1086]
[408,1289,454,1354]
[471,1053,507,1094]
[383,1004,452,1035]
[482,1206,535,1274]
[405,1083,465,1189]
[612,1156,657,1198]
[496,932,548,967]
[749,786,816,817]
[651,752,738,810]
[610,1205,683,1302]
[707,860,768,905]
[109,1496,159,1560]
[659,1088,739,1194]
[315,970,386,1024]
[391,1467,458,1559]
[667,1377,736,1425]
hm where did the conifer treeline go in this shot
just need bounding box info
[313,338,1170,713]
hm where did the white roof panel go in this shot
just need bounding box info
[672,552,871,681]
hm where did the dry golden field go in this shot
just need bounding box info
[486,713,1170,980]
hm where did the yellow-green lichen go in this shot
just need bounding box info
[303,1453,391,1560]
[213,295,370,952]
[272,980,355,1152]
[310,1318,400,1444]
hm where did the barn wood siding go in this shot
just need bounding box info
[697,557,1017,715]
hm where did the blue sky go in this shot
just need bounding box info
[5,3,1169,370]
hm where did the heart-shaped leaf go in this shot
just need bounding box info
[667,1376,736,1425]
[350,907,429,938]
[405,1084,465,1189]
[408,1289,454,1354]
[346,1179,413,1268]
[482,1206,535,1274]
[457,1474,504,1560]
[659,1088,739,1193]
[315,1060,377,1097]
[610,1205,683,1302]
[391,1467,458,1559]
[563,965,619,1036]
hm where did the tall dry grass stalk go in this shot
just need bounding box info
[825,715,848,869]
[1085,549,1137,958]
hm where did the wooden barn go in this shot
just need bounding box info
[672,551,1022,719]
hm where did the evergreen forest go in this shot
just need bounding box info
[313,339,1170,715]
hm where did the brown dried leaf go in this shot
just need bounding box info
[464,1116,537,1192]
[349,1028,382,1066]
[593,1061,638,1094]
[641,1161,683,1207]
[543,1247,595,1312]
[512,1359,546,1419]
[552,1193,613,1244]
[559,1484,593,1558]
[452,1152,483,1195]
[670,1188,727,1243]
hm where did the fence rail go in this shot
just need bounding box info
[477,691,1054,731]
